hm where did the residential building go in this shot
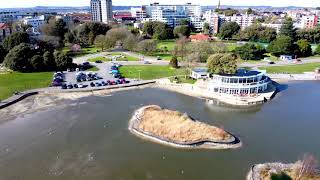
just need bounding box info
[151,7,187,27]
[208,69,271,96]
[261,23,283,33]
[90,0,113,23]
[300,15,319,29]
[203,10,220,34]
[222,14,259,30]
[0,11,19,23]
[23,15,46,30]
[131,6,148,20]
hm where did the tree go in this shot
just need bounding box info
[94,35,107,51]
[203,22,210,35]
[43,51,56,70]
[219,22,240,40]
[169,55,178,68]
[246,8,254,15]
[3,43,34,71]
[41,18,67,40]
[54,51,72,70]
[259,27,277,43]
[142,21,154,37]
[239,24,277,43]
[314,45,320,55]
[279,19,296,40]
[142,21,173,40]
[296,39,312,57]
[294,154,319,180]
[123,34,138,51]
[136,40,157,54]
[180,19,190,26]
[186,41,214,63]
[207,53,237,74]
[267,35,295,56]
[234,43,265,60]
[2,31,29,50]
[0,45,7,63]
[173,25,191,38]
[30,55,45,71]
[173,36,189,61]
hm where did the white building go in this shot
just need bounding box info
[90,0,113,23]
[151,7,187,27]
[203,10,220,34]
[131,7,148,20]
[23,15,45,30]
[191,68,209,79]
[222,15,259,29]
[261,23,283,33]
[208,69,270,96]
[146,3,202,29]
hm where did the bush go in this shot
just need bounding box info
[136,39,157,54]
[3,43,34,72]
[234,43,265,60]
[169,56,178,68]
[218,22,240,40]
[43,51,56,70]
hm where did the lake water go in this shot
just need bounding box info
[0,81,319,180]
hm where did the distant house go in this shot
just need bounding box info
[280,55,293,61]
[189,34,211,41]
[191,68,209,79]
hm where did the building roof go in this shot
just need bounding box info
[0,23,9,29]
[189,34,210,41]
[217,69,265,77]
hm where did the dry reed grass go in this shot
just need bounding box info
[138,106,231,142]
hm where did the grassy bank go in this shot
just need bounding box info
[0,72,52,100]
[119,65,188,80]
[88,56,111,62]
[63,46,100,58]
[259,63,320,74]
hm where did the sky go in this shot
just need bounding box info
[0,0,319,8]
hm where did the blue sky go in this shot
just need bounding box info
[0,0,319,8]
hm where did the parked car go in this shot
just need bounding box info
[95,60,103,63]
[144,61,151,64]
[101,81,107,86]
[73,84,79,88]
[110,80,117,85]
[83,62,90,66]
[90,82,95,87]
[95,82,102,87]
[268,61,275,65]
[157,56,162,60]
[61,84,67,89]
[67,83,73,89]
[113,73,122,78]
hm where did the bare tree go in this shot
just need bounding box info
[173,36,189,62]
[294,154,319,180]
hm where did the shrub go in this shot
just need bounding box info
[169,56,178,68]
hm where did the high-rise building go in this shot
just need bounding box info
[90,0,113,23]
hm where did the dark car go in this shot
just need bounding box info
[90,82,95,87]
[61,84,67,89]
[101,81,107,86]
[116,79,122,84]
[268,61,275,64]
[83,62,90,66]
[73,84,79,88]
[95,60,103,63]
[67,84,73,89]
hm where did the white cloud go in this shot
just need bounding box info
[0,0,319,8]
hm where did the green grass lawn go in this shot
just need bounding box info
[259,63,320,74]
[119,65,188,80]
[152,53,173,60]
[87,66,99,71]
[106,52,139,61]
[88,56,111,62]
[157,40,176,52]
[169,76,196,84]
[64,46,100,58]
[0,72,52,100]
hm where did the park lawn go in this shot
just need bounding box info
[119,65,188,80]
[87,66,99,71]
[157,40,176,52]
[169,76,196,84]
[0,72,52,100]
[88,56,111,62]
[106,52,139,61]
[259,63,320,74]
[152,53,173,60]
[64,46,100,57]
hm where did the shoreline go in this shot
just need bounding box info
[247,163,296,180]
[128,105,242,150]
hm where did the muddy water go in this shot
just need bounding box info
[0,81,319,180]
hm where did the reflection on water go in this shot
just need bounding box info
[0,81,319,180]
